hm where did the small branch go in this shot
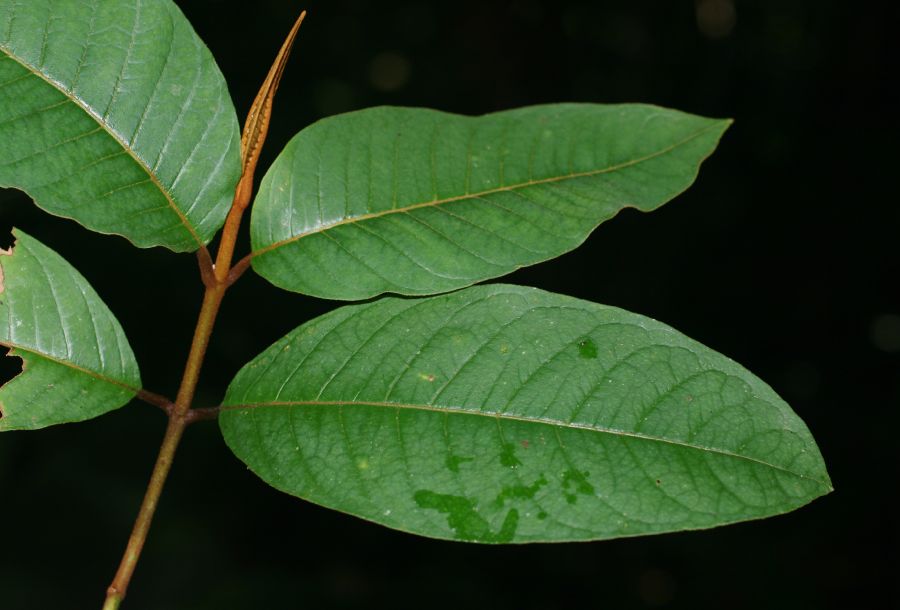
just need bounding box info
[102,12,306,608]
[225,254,252,287]
[184,405,221,424]
[104,417,187,607]
[135,389,174,414]
[101,595,121,610]
[196,248,217,289]
[105,284,227,607]
[212,201,246,284]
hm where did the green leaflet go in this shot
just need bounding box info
[220,284,830,543]
[0,229,140,430]
[0,0,241,252]
[250,104,730,300]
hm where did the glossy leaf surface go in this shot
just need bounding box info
[0,229,140,430]
[221,285,830,543]
[250,104,730,300]
[0,0,241,251]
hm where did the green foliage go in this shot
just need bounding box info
[0,229,140,430]
[0,0,241,251]
[0,0,830,603]
[250,105,730,300]
[220,285,830,542]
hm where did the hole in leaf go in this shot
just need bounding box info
[0,348,26,422]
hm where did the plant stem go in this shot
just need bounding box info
[102,174,256,610]
[104,280,228,608]
[102,418,186,610]
[104,212,236,608]
[102,14,302,605]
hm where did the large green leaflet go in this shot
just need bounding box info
[250,104,731,300]
[221,285,830,543]
[0,229,141,430]
[0,0,241,252]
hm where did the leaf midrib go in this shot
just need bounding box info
[222,398,830,487]
[0,339,139,394]
[0,43,204,249]
[251,121,725,259]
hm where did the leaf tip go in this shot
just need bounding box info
[821,474,835,495]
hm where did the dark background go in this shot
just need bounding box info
[1,0,896,608]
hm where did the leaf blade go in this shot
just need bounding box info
[0,0,241,251]
[0,229,141,430]
[250,104,730,299]
[220,285,830,542]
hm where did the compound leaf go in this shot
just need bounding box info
[0,0,241,252]
[0,229,141,430]
[250,104,730,300]
[220,284,830,543]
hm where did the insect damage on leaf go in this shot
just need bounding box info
[0,244,10,293]
[0,349,32,424]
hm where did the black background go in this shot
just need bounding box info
[1,1,897,608]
